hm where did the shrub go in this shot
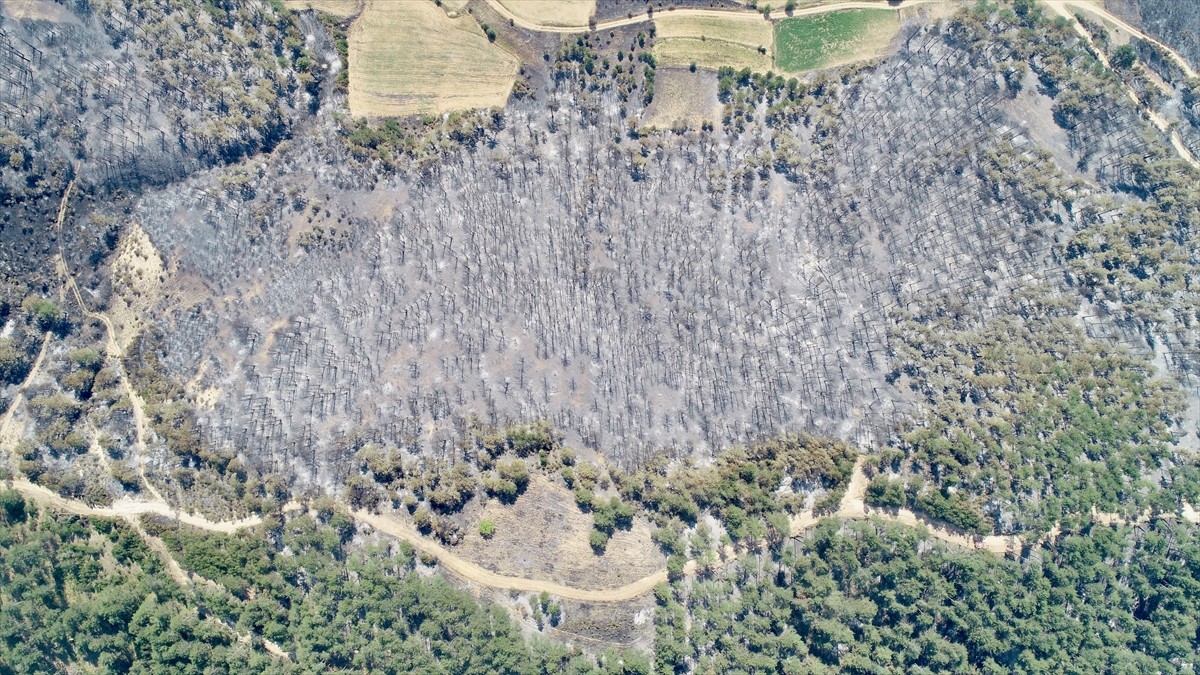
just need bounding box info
[588,528,609,553]
[1111,44,1137,70]
[21,296,63,332]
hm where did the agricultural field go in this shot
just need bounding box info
[495,0,596,27]
[775,8,898,73]
[653,13,774,72]
[347,0,520,117]
[282,0,359,17]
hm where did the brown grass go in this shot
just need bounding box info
[643,68,721,131]
[282,0,359,17]
[347,0,519,118]
[108,224,165,351]
[494,0,595,28]
[653,13,774,72]
[456,475,665,590]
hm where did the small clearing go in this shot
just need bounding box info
[643,68,721,130]
[494,0,595,28]
[282,0,359,17]
[347,0,519,117]
[653,12,774,72]
[775,8,898,73]
[108,223,165,351]
[456,475,665,591]
[2,0,79,22]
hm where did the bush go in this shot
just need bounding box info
[505,422,555,457]
[865,475,905,508]
[413,507,433,533]
[496,459,529,492]
[588,528,609,553]
[666,554,687,581]
[483,473,519,502]
[1111,44,1137,70]
[0,490,25,523]
[0,339,29,384]
[21,296,64,333]
[574,488,595,511]
[478,519,495,539]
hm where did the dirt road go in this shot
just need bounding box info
[8,478,263,532]
[14,455,1195,603]
[1045,1,1199,169]
[1046,1,1195,78]
[483,0,939,34]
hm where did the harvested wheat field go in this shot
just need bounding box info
[457,476,666,591]
[643,68,721,130]
[347,0,520,117]
[775,8,898,73]
[495,0,595,28]
[282,0,359,17]
[653,12,774,71]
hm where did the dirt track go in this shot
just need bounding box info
[1045,1,1199,169]
[9,457,1196,603]
[6,17,1200,601]
[483,0,939,33]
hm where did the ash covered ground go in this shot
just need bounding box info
[131,24,1092,484]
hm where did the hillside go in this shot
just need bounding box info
[1,0,1199,671]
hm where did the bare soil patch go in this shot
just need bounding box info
[456,475,666,590]
[653,12,774,71]
[108,223,165,351]
[282,0,359,17]
[643,68,721,130]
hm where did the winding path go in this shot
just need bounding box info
[54,180,167,503]
[8,457,1196,603]
[7,11,1200,603]
[1045,1,1199,169]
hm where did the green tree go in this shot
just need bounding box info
[1111,43,1137,70]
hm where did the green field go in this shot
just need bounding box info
[774,8,898,73]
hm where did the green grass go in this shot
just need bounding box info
[774,8,897,73]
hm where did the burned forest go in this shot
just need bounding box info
[3,0,1200,671]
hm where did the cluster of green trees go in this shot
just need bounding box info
[553,34,658,113]
[341,109,505,174]
[876,0,1200,536]
[884,303,1187,534]
[0,490,272,673]
[349,420,855,557]
[1068,149,1200,344]
[0,490,652,674]
[622,435,855,523]
[656,518,1200,673]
